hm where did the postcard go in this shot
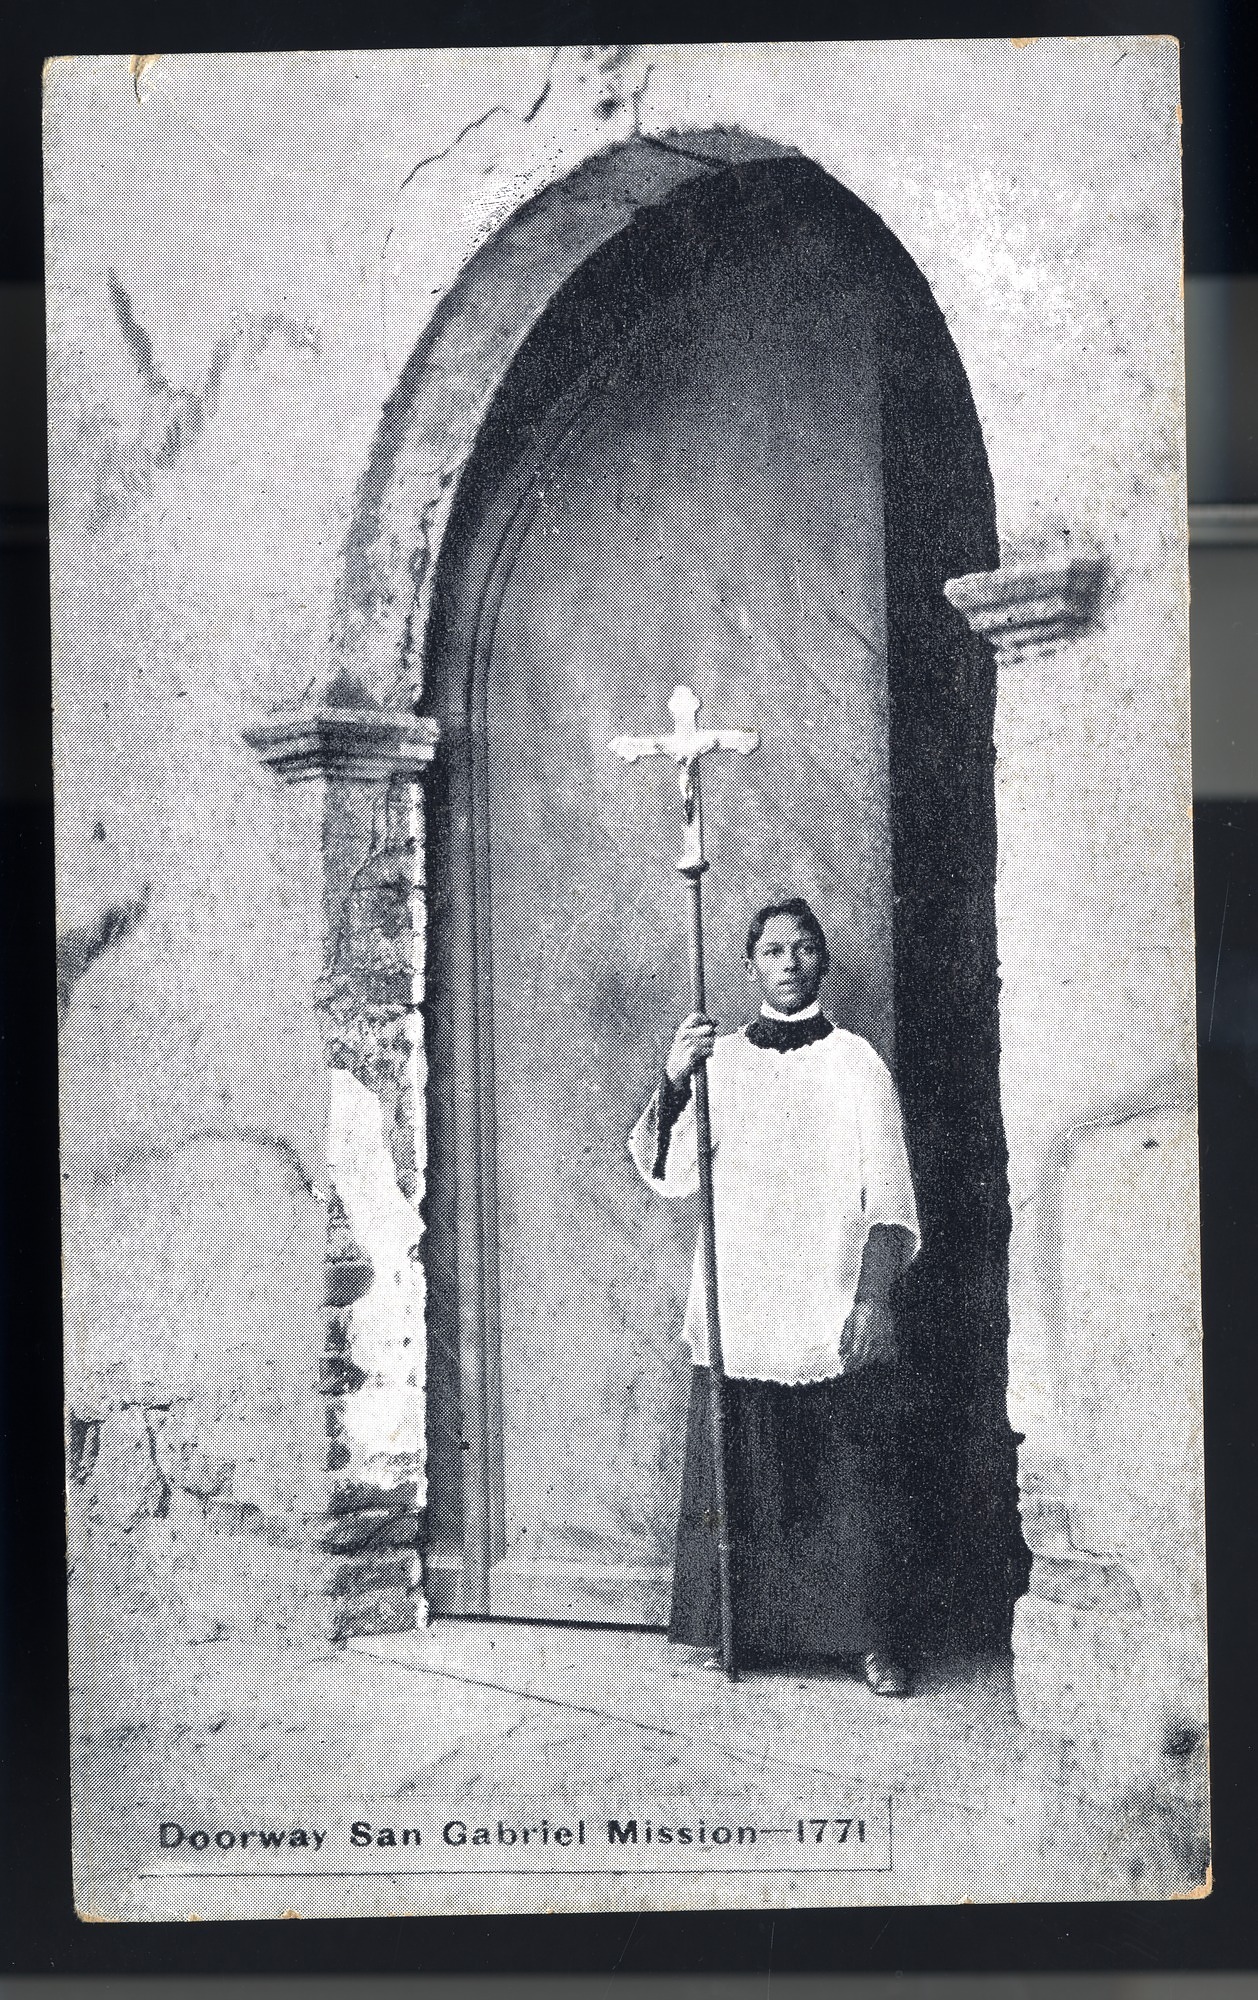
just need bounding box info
[47,38,1207,1916]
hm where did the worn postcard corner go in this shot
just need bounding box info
[47,37,1207,1919]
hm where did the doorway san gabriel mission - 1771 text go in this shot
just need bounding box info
[48,40,1207,1916]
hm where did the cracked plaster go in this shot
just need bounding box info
[326,1069,426,1474]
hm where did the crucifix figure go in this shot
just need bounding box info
[610,684,760,875]
[616,689,923,1697]
[610,684,759,1678]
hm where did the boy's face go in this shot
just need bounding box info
[747,914,825,1015]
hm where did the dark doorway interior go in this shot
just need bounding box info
[422,156,1028,1650]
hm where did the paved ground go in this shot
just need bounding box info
[69,1613,1161,1917]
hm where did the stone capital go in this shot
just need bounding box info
[243,706,440,784]
[945,556,1107,659]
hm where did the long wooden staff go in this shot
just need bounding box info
[610,686,760,1680]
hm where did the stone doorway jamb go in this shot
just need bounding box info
[245,703,440,1641]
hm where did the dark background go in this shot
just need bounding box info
[2,0,1255,1977]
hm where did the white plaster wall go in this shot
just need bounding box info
[46,41,1197,1624]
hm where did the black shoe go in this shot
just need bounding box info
[862,1651,912,1697]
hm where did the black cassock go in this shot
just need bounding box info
[651,1010,915,1663]
[669,1360,913,1659]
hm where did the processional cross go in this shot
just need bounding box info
[609,686,760,1680]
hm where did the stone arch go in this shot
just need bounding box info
[326,131,998,710]
[252,131,1028,1650]
[329,134,785,708]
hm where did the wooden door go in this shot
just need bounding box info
[425,214,896,1624]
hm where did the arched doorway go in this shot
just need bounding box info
[411,149,1026,1647]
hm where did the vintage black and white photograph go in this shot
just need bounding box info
[46,38,1207,1917]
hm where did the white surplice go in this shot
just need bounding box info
[629,1021,920,1384]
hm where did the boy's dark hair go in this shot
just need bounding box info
[745,897,830,977]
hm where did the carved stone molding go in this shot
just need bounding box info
[243,706,440,783]
[945,556,1108,657]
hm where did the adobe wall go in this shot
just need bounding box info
[47,40,1203,1874]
